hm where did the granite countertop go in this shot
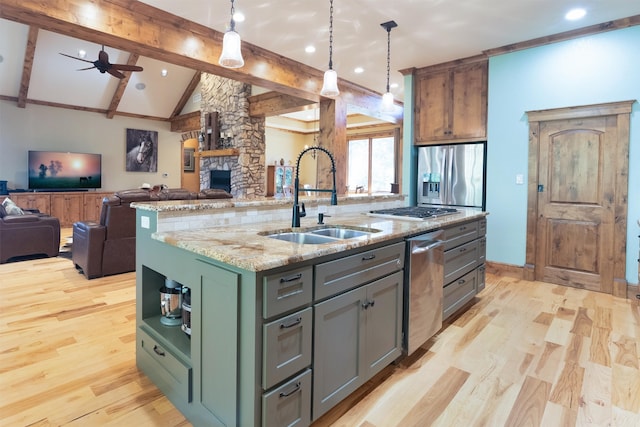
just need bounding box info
[152,209,488,272]
[132,193,404,213]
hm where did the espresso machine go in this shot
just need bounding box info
[160,278,183,326]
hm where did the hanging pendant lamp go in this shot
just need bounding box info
[320,0,339,97]
[380,20,397,113]
[219,0,244,68]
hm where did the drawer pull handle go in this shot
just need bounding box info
[279,381,301,398]
[280,317,302,329]
[362,254,376,261]
[153,345,166,357]
[280,273,302,283]
[459,247,467,252]
[458,279,466,285]
[459,226,467,231]
[362,299,375,309]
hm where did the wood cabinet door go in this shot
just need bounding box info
[364,271,403,376]
[313,286,366,421]
[450,62,487,140]
[83,192,109,223]
[415,70,449,143]
[10,193,51,214]
[535,116,618,293]
[51,194,83,226]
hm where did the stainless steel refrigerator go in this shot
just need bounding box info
[416,142,486,209]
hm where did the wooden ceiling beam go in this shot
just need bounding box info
[248,92,316,118]
[171,71,201,119]
[17,26,38,108]
[0,0,402,123]
[106,52,140,119]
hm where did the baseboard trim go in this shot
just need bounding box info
[486,261,524,279]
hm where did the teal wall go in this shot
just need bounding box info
[486,26,640,284]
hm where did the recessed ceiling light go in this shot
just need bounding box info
[161,69,168,77]
[565,8,586,21]
[354,67,364,73]
[135,83,146,90]
[305,45,316,53]
[233,12,245,22]
[78,49,86,59]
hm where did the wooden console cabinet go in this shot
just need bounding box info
[413,57,488,145]
[9,191,112,226]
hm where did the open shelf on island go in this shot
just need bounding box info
[196,149,239,157]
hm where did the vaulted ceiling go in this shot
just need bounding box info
[1,1,639,127]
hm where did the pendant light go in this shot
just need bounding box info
[219,0,244,68]
[380,21,397,113]
[320,0,339,97]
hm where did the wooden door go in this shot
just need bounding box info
[527,101,632,297]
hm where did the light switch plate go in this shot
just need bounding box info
[141,216,150,229]
[516,174,524,185]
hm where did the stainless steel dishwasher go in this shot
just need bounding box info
[404,229,445,355]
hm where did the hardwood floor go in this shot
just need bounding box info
[0,230,638,426]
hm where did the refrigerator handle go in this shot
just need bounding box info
[442,146,450,205]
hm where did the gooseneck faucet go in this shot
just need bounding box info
[292,146,338,227]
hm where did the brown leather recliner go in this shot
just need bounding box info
[0,204,61,263]
[72,188,232,279]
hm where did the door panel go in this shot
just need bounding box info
[536,116,616,293]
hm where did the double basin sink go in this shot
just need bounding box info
[260,225,381,244]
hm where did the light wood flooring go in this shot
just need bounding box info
[0,229,638,426]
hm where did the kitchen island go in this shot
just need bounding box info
[133,195,487,426]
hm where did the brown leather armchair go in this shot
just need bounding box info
[0,204,61,263]
[72,188,231,279]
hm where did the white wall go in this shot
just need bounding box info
[0,101,182,191]
[265,127,317,187]
[486,26,640,284]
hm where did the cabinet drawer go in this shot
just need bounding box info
[263,266,313,319]
[263,307,312,390]
[443,269,477,320]
[443,220,479,250]
[444,240,479,284]
[315,242,405,301]
[138,327,192,403]
[262,369,311,427]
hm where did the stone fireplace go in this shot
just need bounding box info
[199,74,266,198]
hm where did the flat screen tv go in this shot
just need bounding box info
[28,150,102,191]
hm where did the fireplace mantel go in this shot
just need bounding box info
[196,149,239,158]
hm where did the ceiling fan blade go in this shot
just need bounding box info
[77,66,97,71]
[110,64,144,72]
[107,68,126,79]
[59,52,94,64]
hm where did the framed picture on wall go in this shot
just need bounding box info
[126,128,158,172]
[183,148,195,172]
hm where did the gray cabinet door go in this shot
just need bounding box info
[364,271,403,377]
[313,286,366,420]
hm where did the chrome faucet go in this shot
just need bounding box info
[292,146,338,227]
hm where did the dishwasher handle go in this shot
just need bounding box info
[411,239,444,254]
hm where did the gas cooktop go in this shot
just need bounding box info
[368,206,460,220]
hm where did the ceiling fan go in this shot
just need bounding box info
[59,46,143,79]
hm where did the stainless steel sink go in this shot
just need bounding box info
[266,232,338,245]
[309,227,372,239]
[261,226,381,244]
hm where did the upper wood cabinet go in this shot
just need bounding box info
[414,59,488,144]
